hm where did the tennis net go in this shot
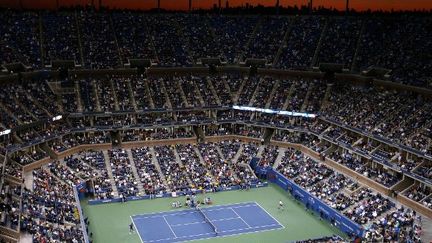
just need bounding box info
[197,207,218,235]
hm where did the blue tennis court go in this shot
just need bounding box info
[131,202,284,243]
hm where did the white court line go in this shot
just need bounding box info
[144,236,173,243]
[230,208,252,228]
[211,216,240,222]
[162,215,178,238]
[132,201,256,219]
[144,223,282,243]
[137,202,283,243]
[203,203,257,213]
[181,226,283,243]
[130,215,144,243]
[255,202,286,229]
[171,221,206,227]
[144,232,214,243]
[219,223,281,233]
[133,203,257,220]
[133,210,200,219]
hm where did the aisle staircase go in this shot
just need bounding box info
[265,80,280,108]
[273,147,287,169]
[232,146,244,164]
[149,147,168,185]
[126,149,145,195]
[311,18,329,67]
[272,17,296,67]
[172,147,193,185]
[102,151,119,197]
[108,79,120,111]
[126,78,139,111]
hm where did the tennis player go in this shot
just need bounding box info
[129,222,134,234]
[278,200,284,210]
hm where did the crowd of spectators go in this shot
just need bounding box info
[208,15,258,63]
[129,76,153,110]
[0,181,20,230]
[344,193,394,225]
[277,16,324,69]
[0,85,38,125]
[154,145,191,192]
[273,130,318,147]
[276,148,400,230]
[2,10,432,243]
[4,160,23,180]
[11,149,48,165]
[249,77,275,108]
[22,169,84,242]
[423,197,432,209]
[2,76,429,165]
[41,11,81,65]
[267,79,293,110]
[1,131,429,243]
[364,207,422,242]
[355,16,432,88]
[235,142,260,185]
[48,160,83,186]
[61,92,79,113]
[94,79,116,112]
[404,185,431,207]
[49,139,68,153]
[324,84,432,156]
[111,12,156,63]
[307,173,356,202]
[78,10,121,68]
[80,150,114,200]
[176,144,213,190]
[23,81,59,116]
[64,154,100,181]
[414,162,432,180]
[234,125,263,138]
[112,76,135,111]
[236,76,260,106]
[277,149,310,179]
[0,10,430,88]
[329,151,401,188]
[317,17,362,68]
[21,169,83,242]
[150,15,192,66]
[258,145,279,168]
[178,15,221,62]
[179,77,205,107]
[0,10,41,68]
[212,75,240,105]
[243,16,290,63]
[131,147,166,195]
[218,139,241,160]
[108,149,138,197]
[295,235,344,243]
[197,143,235,188]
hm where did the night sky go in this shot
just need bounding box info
[0,0,431,11]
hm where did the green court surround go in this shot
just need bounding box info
[82,184,346,243]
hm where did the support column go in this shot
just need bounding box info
[346,0,350,14]
[276,0,280,15]
[309,0,313,14]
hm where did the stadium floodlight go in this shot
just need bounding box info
[0,129,11,136]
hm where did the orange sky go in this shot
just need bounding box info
[0,0,431,11]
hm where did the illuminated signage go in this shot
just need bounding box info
[232,105,317,118]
